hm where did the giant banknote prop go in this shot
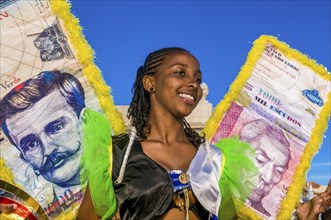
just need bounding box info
[0,0,125,219]
[204,35,331,220]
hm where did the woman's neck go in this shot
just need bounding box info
[147,111,188,146]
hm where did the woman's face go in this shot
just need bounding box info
[148,51,203,118]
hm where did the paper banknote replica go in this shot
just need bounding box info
[0,0,125,219]
[204,35,331,219]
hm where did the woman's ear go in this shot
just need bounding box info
[143,75,155,92]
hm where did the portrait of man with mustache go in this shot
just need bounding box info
[0,70,86,215]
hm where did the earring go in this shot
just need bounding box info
[149,87,154,92]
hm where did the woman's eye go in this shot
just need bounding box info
[195,77,202,84]
[174,70,185,76]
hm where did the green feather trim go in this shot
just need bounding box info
[80,109,117,219]
[216,137,259,220]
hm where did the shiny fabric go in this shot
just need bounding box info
[112,134,173,219]
[188,142,222,217]
[112,134,222,220]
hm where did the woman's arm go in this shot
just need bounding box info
[77,185,100,220]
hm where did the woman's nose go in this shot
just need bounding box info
[187,75,199,89]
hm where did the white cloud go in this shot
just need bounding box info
[312,162,331,166]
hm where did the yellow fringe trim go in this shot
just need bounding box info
[236,202,263,220]
[0,158,15,184]
[203,35,331,219]
[56,202,81,220]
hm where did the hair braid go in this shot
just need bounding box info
[183,119,205,148]
[128,66,150,139]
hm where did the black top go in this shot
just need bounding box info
[112,134,173,219]
[111,134,209,220]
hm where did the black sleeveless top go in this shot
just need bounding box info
[111,134,209,220]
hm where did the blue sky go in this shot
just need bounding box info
[70,0,330,185]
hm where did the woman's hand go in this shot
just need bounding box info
[297,180,331,220]
[0,203,17,214]
[319,180,331,212]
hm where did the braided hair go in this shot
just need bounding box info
[127,47,205,148]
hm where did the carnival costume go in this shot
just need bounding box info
[81,109,258,220]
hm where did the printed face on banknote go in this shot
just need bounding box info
[248,134,290,202]
[5,89,83,187]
